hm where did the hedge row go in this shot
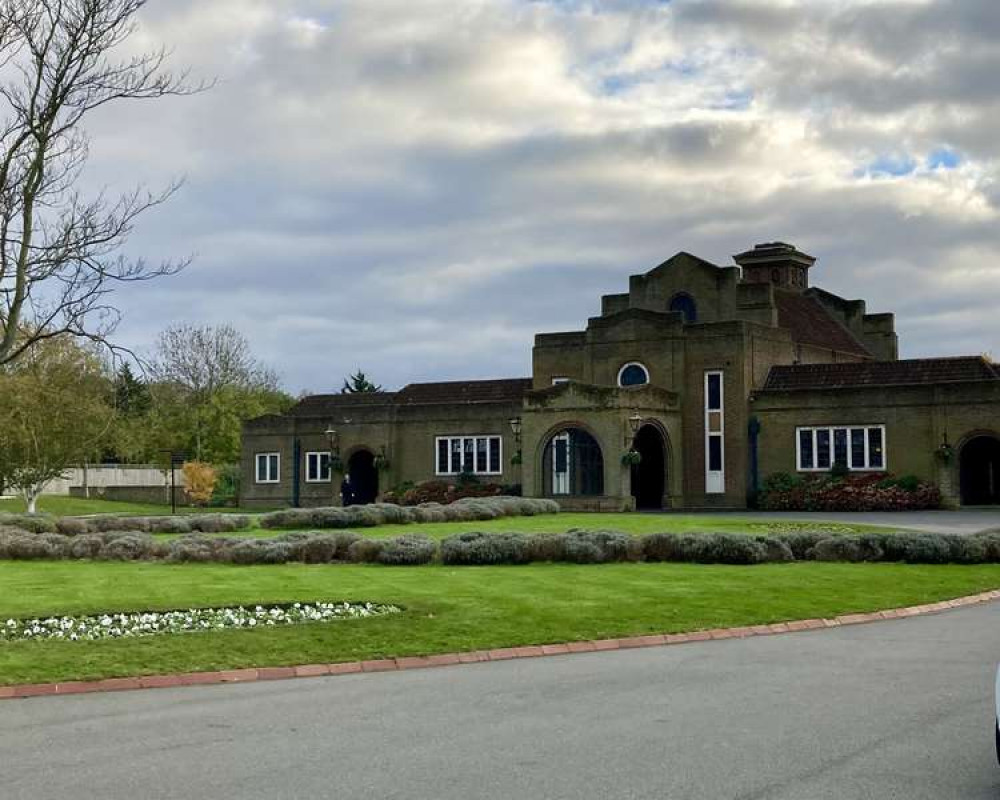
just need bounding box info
[2,527,999,566]
[0,513,252,536]
[259,497,560,530]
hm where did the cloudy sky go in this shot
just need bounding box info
[86,0,1000,393]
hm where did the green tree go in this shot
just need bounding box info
[342,370,382,394]
[114,362,152,417]
[147,325,292,463]
[0,339,114,512]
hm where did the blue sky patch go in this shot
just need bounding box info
[927,147,962,170]
[857,153,918,178]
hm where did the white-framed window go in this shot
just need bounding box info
[435,436,502,476]
[305,451,332,483]
[255,452,280,484]
[796,426,886,472]
[618,362,650,387]
[552,377,570,385]
[704,371,724,494]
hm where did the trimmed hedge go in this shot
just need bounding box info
[3,513,255,537]
[3,527,1000,567]
[259,497,560,531]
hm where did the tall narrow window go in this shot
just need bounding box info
[704,371,725,494]
[833,429,848,469]
[868,427,884,469]
[798,430,814,470]
[437,439,449,475]
[816,429,831,469]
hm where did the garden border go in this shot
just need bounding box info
[2,588,998,701]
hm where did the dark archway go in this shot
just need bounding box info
[631,424,666,510]
[960,435,1000,506]
[347,449,379,505]
[541,428,604,496]
[668,293,698,323]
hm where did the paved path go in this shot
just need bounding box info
[2,603,999,799]
[697,509,1000,535]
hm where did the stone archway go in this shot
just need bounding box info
[540,427,604,497]
[631,424,667,510]
[347,449,379,505]
[959,435,1000,506]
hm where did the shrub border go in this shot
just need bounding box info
[2,588,997,701]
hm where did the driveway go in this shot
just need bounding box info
[2,602,998,799]
[700,509,1000,535]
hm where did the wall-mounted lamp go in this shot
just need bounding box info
[628,411,643,435]
[324,427,340,456]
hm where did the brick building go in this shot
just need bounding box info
[241,243,1000,510]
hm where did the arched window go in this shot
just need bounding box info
[617,362,650,387]
[542,428,604,496]
[668,293,698,323]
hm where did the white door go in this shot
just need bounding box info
[552,432,570,495]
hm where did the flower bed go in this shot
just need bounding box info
[381,480,518,506]
[1,602,401,643]
[758,473,941,512]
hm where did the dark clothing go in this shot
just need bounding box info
[340,479,355,507]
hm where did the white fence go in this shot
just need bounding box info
[3,465,186,497]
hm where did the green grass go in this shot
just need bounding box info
[164,513,889,541]
[0,495,268,517]
[1,559,997,686]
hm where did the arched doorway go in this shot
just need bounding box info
[631,424,666,510]
[541,428,604,496]
[347,449,379,505]
[960,435,1000,505]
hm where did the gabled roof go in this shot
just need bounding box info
[763,356,1000,392]
[774,289,872,358]
[288,378,533,416]
[288,392,398,417]
[396,378,532,406]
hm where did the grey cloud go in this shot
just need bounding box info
[77,0,1000,392]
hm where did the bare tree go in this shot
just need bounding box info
[150,324,279,396]
[0,0,204,366]
[149,323,282,460]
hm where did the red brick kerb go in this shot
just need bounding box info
[2,589,998,701]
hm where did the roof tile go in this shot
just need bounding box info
[763,357,1000,392]
[396,378,532,405]
[775,290,872,358]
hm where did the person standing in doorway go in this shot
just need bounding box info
[340,474,355,507]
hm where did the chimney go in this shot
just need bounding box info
[734,242,816,291]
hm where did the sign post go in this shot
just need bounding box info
[160,450,189,515]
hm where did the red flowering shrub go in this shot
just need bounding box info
[382,480,506,506]
[759,472,941,512]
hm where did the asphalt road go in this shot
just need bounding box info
[3,603,999,800]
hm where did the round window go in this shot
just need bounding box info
[618,363,650,387]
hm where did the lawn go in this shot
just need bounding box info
[1,559,997,686]
[156,513,891,540]
[0,495,268,517]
